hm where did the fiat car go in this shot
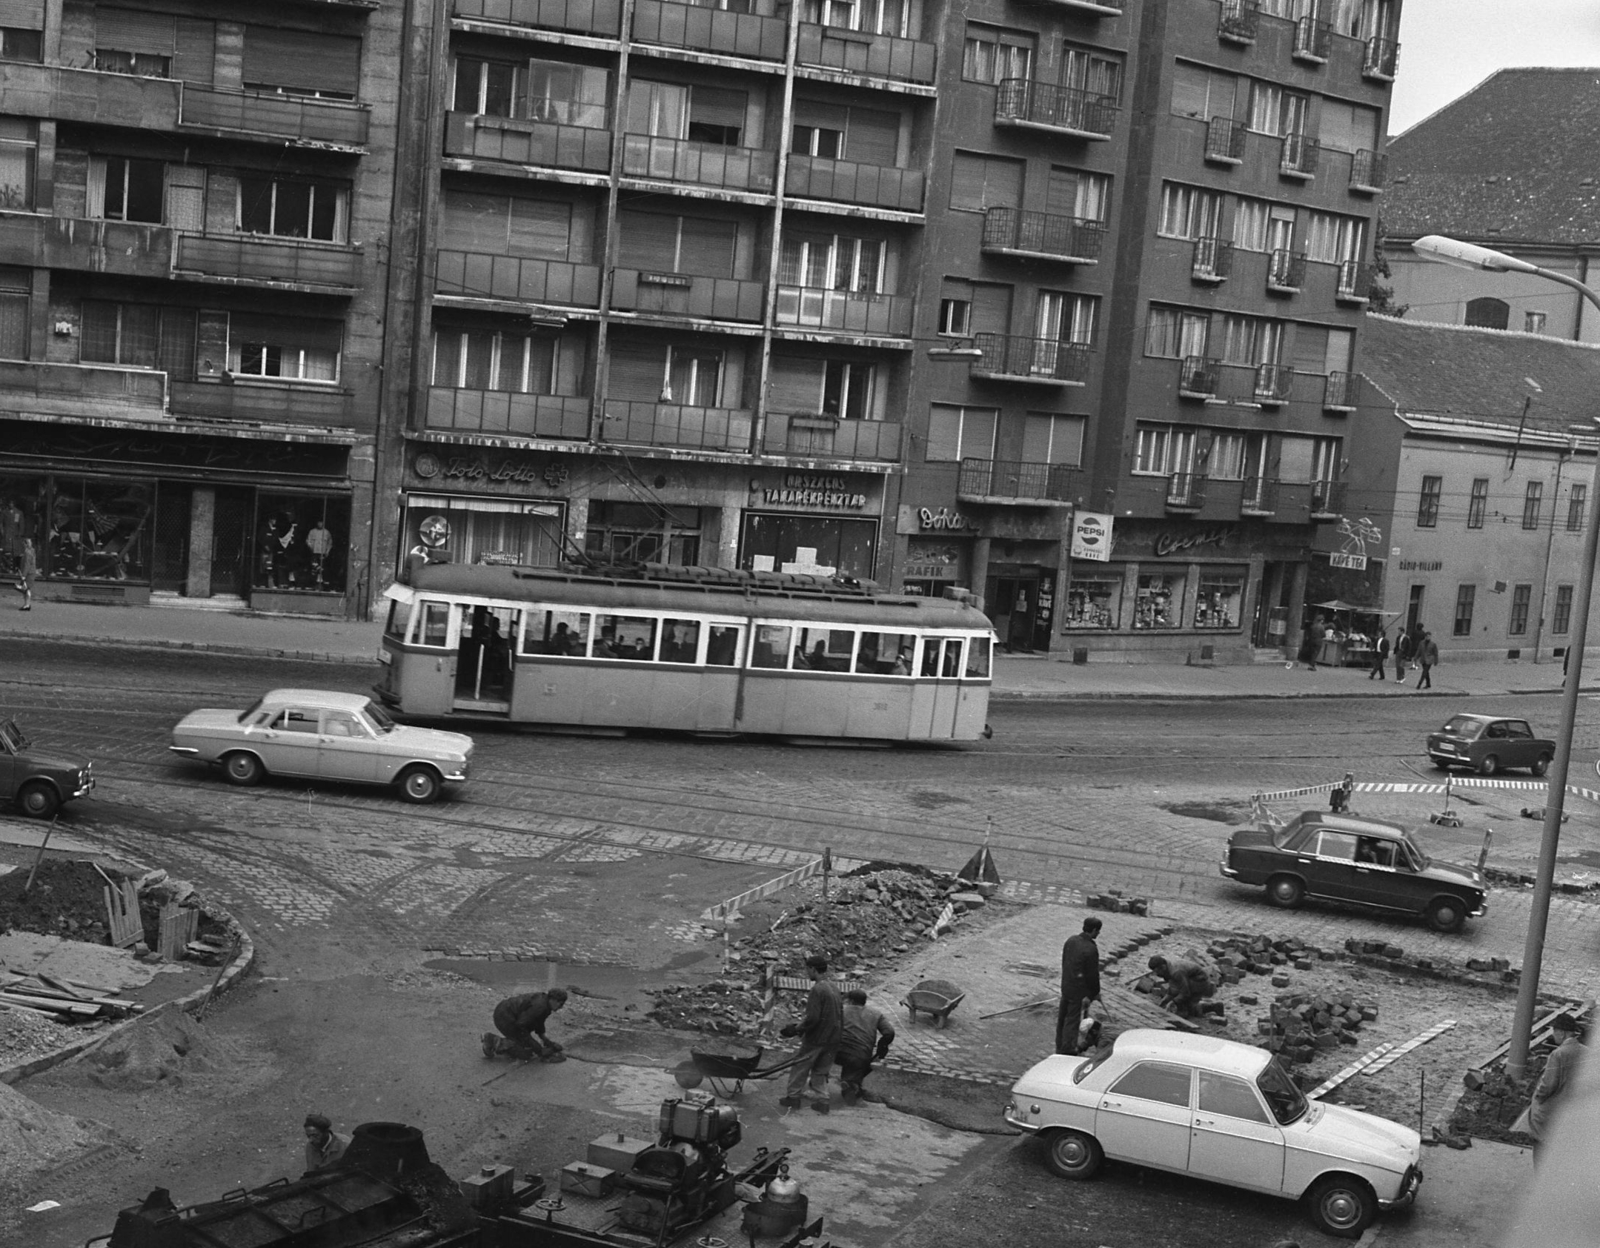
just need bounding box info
[1427,713,1554,775]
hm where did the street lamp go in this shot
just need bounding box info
[1412,235,1600,1080]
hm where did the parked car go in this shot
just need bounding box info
[0,718,94,818]
[171,689,473,804]
[1221,811,1486,933]
[1427,713,1554,775]
[1005,1029,1422,1239]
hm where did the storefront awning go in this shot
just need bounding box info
[1314,600,1398,614]
[406,494,561,516]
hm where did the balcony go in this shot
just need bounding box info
[1350,148,1387,194]
[774,286,913,336]
[175,234,362,292]
[435,250,602,308]
[1292,16,1331,63]
[785,155,923,212]
[761,414,901,461]
[1192,236,1232,285]
[600,399,753,453]
[1218,0,1258,44]
[610,269,765,322]
[1363,36,1399,81]
[995,80,1116,140]
[1166,472,1206,513]
[169,378,353,426]
[1280,133,1320,180]
[452,0,622,37]
[0,359,166,414]
[1240,476,1278,517]
[795,24,936,85]
[180,85,370,149]
[620,134,776,192]
[1311,480,1346,518]
[425,387,591,440]
[1266,249,1305,294]
[957,457,1076,505]
[981,208,1103,264]
[1253,363,1294,406]
[1039,0,1122,12]
[444,111,611,175]
[1324,371,1357,412]
[1179,355,1221,399]
[1205,116,1246,165]
[971,334,1090,386]
[0,213,172,279]
[1335,260,1372,305]
[635,0,787,61]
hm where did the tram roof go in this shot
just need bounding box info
[400,561,993,629]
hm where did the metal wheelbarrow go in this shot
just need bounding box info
[903,978,965,1029]
[673,1043,773,1098]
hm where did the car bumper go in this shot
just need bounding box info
[1469,900,1488,918]
[72,773,95,799]
[1379,1164,1424,1210]
[1220,859,1240,879]
[1002,1104,1042,1134]
[170,745,200,756]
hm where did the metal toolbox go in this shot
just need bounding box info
[586,1133,653,1173]
[560,1162,617,1198]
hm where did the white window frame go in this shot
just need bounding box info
[1134,425,1196,477]
[1159,183,1222,240]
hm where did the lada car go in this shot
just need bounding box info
[0,718,94,818]
[1005,1030,1422,1239]
[171,689,473,804]
[1426,713,1554,775]
[1222,811,1486,933]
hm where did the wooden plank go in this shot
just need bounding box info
[158,902,198,962]
[1362,1021,1456,1075]
[1309,1042,1396,1099]
[105,881,142,949]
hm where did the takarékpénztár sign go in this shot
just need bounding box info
[1071,511,1113,562]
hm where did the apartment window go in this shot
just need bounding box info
[1554,584,1574,635]
[1523,481,1543,529]
[1570,483,1587,532]
[1453,584,1475,637]
[87,156,165,223]
[0,267,26,359]
[228,314,341,382]
[1047,166,1109,222]
[779,233,883,293]
[81,302,197,376]
[1291,324,1353,377]
[441,191,572,259]
[1158,183,1222,240]
[823,360,875,420]
[949,151,1023,212]
[1310,436,1340,490]
[627,81,748,146]
[792,99,899,165]
[1208,432,1251,480]
[432,328,554,394]
[1509,584,1532,636]
[1133,425,1195,476]
[454,56,524,117]
[1218,313,1283,367]
[1467,477,1488,528]
[1248,81,1308,137]
[1144,305,1209,360]
[242,25,360,101]
[1170,61,1243,120]
[1465,297,1510,330]
[1231,198,1270,252]
[1317,98,1380,153]
[791,123,841,159]
[238,176,349,243]
[618,211,737,277]
[0,28,41,61]
[1525,311,1548,334]
[1061,44,1122,102]
[1303,212,1365,264]
[938,291,971,336]
[1416,475,1441,527]
[527,60,609,128]
[1022,412,1084,466]
[962,25,1034,85]
[768,355,882,421]
[664,346,722,406]
[803,0,910,35]
[0,118,34,211]
[926,404,997,461]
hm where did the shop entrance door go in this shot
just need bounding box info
[988,570,1042,653]
[151,486,190,593]
[211,488,251,598]
[1252,561,1289,647]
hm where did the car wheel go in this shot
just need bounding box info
[223,752,265,787]
[1266,874,1305,909]
[399,766,442,805]
[1426,896,1467,934]
[1042,1129,1102,1180]
[1431,758,1450,771]
[1306,1174,1377,1239]
[17,780,59,820]
[1532,754,1552,777]
[1478,754,1499,776]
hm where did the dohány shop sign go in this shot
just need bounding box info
[753,474,868,510]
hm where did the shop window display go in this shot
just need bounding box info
[255,495,350,593]
[49,479,153,581]
[1193,575,1244,629]
[1064,577,1122,630]
[0,476,44,580]
[585,502,701,566]
[1134,572,1184,630]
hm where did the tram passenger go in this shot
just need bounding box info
[551,622,577,655]
[890,648,912,675]
[809,639,833,671]
[594,626,620,659]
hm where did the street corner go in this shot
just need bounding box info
[1369,1138,1531,1248]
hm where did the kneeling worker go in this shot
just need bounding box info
[484,987,569,1061]
[1148,954,1212,1018]
[836,988,895,1105]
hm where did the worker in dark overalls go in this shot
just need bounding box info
[483,987,568,1061]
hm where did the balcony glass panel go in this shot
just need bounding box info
[610,270,765,322]
[794,24,936,84]
[426,388,591,439]
[444,111,611,173]
[633,0,787,60]
[761,415,900,461]
[181,85,370,147]
[176,235,361,289]
[620,134,776,192]
[773,287,911,336]
[784,155,923,211]
[452,0,623,37]
[435,251,602,307]
[600,399,753,452]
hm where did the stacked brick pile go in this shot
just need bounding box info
[1209,934,1339,986]
[1260,992,1379,1063]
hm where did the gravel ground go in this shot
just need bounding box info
[0,1009,85,1071]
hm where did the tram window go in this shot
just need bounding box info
[942,639,963,677]
[594,614,658,661]
[383,600,407,640]
[795,626,854,672]
[415,601,451,648]
[522,609,591,657]
[706,624,741,666]
[920,640,942,677]
[661,619,701,664]
[966,636,992,678]
[753,624,792,669]
[856,631,916,675]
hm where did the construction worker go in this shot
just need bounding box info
[1057,916,1103,1056]
[303,1113,349,1172]
[835,988,895,1105]
[1148,954,1213,1018]
[483,987,569,1061]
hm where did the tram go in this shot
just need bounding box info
[375,561,995,741]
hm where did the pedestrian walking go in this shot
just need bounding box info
[835,988,895,1105]
[1056,916,1103,1056]
[14,536,34,610]
[1394,627,1413,681]
[1512,1014,1587,1161]
[1369,630,1390,680]
[1415,630,1438,690]
[1148,954,1213,1018]
[779,954,842,1114]
[1298,617,1321,672]
[483,987,568,1061]
[302,1113,349,1173]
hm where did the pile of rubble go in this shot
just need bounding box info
[1211,934,1339,985]
[1260,992,1380,1063]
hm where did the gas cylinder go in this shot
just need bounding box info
[741,1163,807,1236]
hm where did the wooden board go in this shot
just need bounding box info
[105,881,142,949]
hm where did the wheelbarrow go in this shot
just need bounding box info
[903,978,965,1029]
[672,1043,803,1098]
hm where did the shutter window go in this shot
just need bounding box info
[926,404,962,461]
[165,165,205,232]
[606,339,669,400]
[96,8,176,55]
[793,98,849,131]
[243,26,361,98]
[970,283,1011,334]
[617,210,681,269]
[677,217,736,277]
[508,199,571,259]
[844,106,898,166]
[0,0,43,28]
[1045,167,1078,218]
[768,356,825,413]
[442,191,510,253]
[950,152,985,211]
[173,19,215,86]
[229,313,342,353]
[1291,325,1328,376]
[1170,61,1209,118]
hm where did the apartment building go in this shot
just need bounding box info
[0,0,399,615]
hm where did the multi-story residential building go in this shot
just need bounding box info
[0,0,399,616]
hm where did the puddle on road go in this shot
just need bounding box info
[425,951,715,1011]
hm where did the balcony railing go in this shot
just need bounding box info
[180,85,370,148]
[1324,371,1357,411]
[600,399,753,453]
[452,0,622,37]
[1241,476,1278,516]
[1179,355,1221,398]
[774,286,913,336]
[425,388,591,439]
[1311,480,1346,517]
[1336,260,1372,304]
[435,250,602,308]
[1192,236,1232,284]
[761,415,901,461]
[444,111,611,174]
[1363,36,1400,81]
[611,270,765,322]
[635,0,787,61]
[1293,16,1331,62]
[1267,249,1306,293]
[169,378,352,425]
[0,359,166,410]
[995,80,1116,139]
[1166,472,1206,511]
[1350,148,1387,193]
[175,234,363,291]
[981,208,1104,263]
[1218,0,1258,43]
[1205,116,1246,164]
[620,134,776,192]
[795,24,936,84]
[1280,132,1319,179]
[0,213,172,279]
[1041,0,1123,13]
[957,457,1077,504]
[971,334,1091,385]
[785,155,923,212]
[1254,363,1294,404]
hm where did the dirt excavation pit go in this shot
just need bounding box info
[0,859,131,944]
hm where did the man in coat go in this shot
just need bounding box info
[484,987,568,1061]
[1395,627,1413,681]
[1514,1013,1587,1158]
[1057,916,1103,1055]
[303,1113,349,1173]
[1415,629,1439,690]
[835,988,895,1104]
[1369,630,1391,680]
[780,954,842,1114]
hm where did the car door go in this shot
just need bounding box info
[1303,829,1363,902]
[1350,834,1421,911]
[1188,1069,1287,1194]
[258,706,321,777]
[1478,719,1512,769]
[317,710,379,784]
[1504,720,1538,769]
[1094,1060,1194,1173]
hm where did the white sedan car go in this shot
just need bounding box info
[1005,1029,1421,1239]
[171,689,473,804]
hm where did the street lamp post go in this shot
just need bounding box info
[1412,235,1600,1080]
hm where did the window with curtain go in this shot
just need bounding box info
[527,60,609,128]
[432,328,554,393]
[664,346,722,405]
[1047,167,1109,222]
[778,233,883,292]
[1158,183,1222,239]
[1304,212,1365,264]
[1232,198,1270,252]
[238,176,349,242]
[80,302,196,376]
[925,404,997,461]
[0,265,27,359]
[1208,432,1252,480]
[0,117,33,210]
[88,155,164,223]
[1035,291,1096,345]
[962,24,1034,84]
[228,314,342,382]
[1144,306,1210,359]
[1219,314,1284,366]
[1061,45,1122,100]
[1133,425,1194,475]
[617,211,738,277]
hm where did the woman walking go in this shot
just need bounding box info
[14,536,34,610]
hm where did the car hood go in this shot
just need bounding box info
[1420,857,1484,891]
[175,709,249,733]
[388,725,475,758]
[19,747,92,773]
[1227,827,1278,851]
[1292,1101,1419,1170]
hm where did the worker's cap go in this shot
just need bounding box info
[804,954,828,973]
[304,1113,332,1130]
[547,987,569,1004]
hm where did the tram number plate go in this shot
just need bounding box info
[543,683,558,696]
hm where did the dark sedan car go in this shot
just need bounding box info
[1222,811,1486,933]
[1427,713,1554,776]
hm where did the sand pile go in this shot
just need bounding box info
[0,1079,114,1211]
[75,1005,241,1091]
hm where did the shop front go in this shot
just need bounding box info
[403,447,569,569]
[739,470,884,581]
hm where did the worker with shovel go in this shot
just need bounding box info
[483,987,568,1061]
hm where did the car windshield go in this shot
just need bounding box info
[1440,715,1483,738]
[1257,1058,1309,1125]
[236,697,265,726]
[0,719,26,751]
[364,701,398,734]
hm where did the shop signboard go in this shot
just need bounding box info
[1070,511,1112,562]
[1329,552,1367,570]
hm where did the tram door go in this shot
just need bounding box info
[909,635,961,739]
[453,604,520,713]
